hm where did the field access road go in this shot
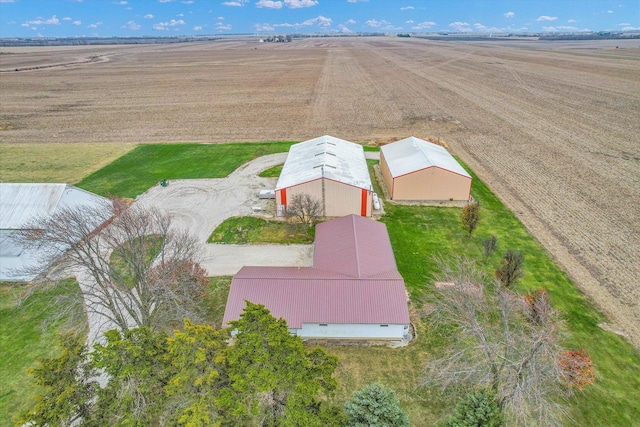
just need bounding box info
[133,153,314,276]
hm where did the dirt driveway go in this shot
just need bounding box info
[134,153,313,276]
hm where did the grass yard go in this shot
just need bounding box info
[208,216,314,244]
[258,164,283,178]
[77,142,295,198]
[6,146,639,426]
[0,143,135,184]
[368,165,640,426]
[0,280,85,427]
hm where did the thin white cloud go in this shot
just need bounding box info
[24,15,61,26]
[621,26,640,30]
[62,17,72,21]
[346,19,356,24]
[347,0,369,2]
[256,0,282,8]
[153,19,185,30]
[606,10,613,13]
[182,0,194,3]
[222,1,243,5]
[284,0,317,8]
[618,22,630,26]
[365,19,389,28]
[144,14,154,19]
[568,19,577,23]
[0,0,16,3]
[449,21,471,32]
[159,0,173,3]
[255,23,274,31]
[536,15,558,22]
[474,23,486,30]
[216,22,232,30]
[87,21,103,28]
[123,20,141,30]
[114,1,128,5]
[274,15,332,28]
[542,25,589,32]
[504,11,514,18]
[193,25,203,30]
[406,20,414,24]
[412,21,436,30]
[400,6,414,10]
[338,24,352,33]
[218,16,224,20]
[73,20,82,25]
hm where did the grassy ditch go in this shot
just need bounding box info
[77,142,294,198]
[208,216,314,244]
[0,280,85,427]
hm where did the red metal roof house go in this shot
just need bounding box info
[222,215,411,341]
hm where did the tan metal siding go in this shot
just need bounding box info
[286,179,324,203]
[393,167,472,201]
[379,151,394,200]
[324,179,366,217]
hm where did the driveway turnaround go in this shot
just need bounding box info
[133,153,314,276]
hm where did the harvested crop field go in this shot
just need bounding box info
[1,37,639,347]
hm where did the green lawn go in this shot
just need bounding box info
[8,145,640,427]
[208,216,314,244]
[0,280,85,427]
[371,164,640,426]
[258,164,283,178]
[77,142,294,198]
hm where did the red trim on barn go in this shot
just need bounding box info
[281,188,287,206]
[360,189,367,217]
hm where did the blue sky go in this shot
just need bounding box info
[1,0,638,38]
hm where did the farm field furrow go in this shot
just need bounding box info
[0,37,639,347]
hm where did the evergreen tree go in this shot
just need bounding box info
[345,383,409,427]
[446,389,503,427]
[224,302,339,426]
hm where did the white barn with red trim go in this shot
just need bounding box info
[275,135,373,217]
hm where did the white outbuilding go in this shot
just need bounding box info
[380,136,472,201]
[0,183,110,281]
[275,135,373,217]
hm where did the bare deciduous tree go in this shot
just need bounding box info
[285,194,323,229]
[16,199,208,333]
[495,249,524,287]
[461,201,481,238]
[423,257,574,426]
[482,235,498,263]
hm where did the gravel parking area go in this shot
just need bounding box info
[133,153,314,276]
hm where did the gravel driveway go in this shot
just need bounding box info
[133,153,314,276]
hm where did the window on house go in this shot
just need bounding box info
[319,324,328,326]
[380,324,389,327]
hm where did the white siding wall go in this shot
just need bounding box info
[293,323,408,340]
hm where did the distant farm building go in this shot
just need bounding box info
[275,135,373,217]
[0,183,110,281]
[223,215,411,341]
[380,136,472,201]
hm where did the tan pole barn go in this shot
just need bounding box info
[380,136,472,201]
[275,135,373,217]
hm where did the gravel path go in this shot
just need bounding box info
[133,152,314,275]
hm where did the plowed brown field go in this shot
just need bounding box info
[1,37,639,346]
